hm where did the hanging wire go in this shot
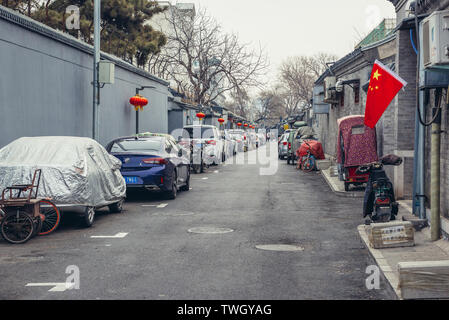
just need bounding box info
[414,13,442,127]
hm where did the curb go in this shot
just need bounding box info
[320,169,364,198]
[357,225,402,299]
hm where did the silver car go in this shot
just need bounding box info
[183,125,224,166]
[278,133,289,159]
[257,132,266,146]
[226,130,245,153]
[227,129,248,152]
[221,130,237,160]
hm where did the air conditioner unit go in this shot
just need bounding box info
[323,76,339,104]
[422,10,449,68]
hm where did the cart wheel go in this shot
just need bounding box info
[38,200,61,235]
[302,156,315,173]
[82,206,95,228]
[192,164,201,174]
[200,161,205,173]
[1,210,35,244]
[33,216,42,236]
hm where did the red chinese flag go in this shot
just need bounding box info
[364,60,407,128]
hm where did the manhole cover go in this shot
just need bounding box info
[188,227,234,234]
[255,244,304,252]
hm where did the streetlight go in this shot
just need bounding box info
[133,86,155,134]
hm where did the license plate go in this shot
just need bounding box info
[195,143,202,147]
[125,176,138,184]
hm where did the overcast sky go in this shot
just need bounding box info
[179,0,396,85]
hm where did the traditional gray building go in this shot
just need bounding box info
[313,30,401,194]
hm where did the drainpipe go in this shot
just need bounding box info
[412,14,427,220]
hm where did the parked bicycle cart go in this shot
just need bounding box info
[296,140,325,172]
[0,169,60,244]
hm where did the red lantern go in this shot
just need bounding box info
[130,94,148,111]
[218,118,225,124]
[196,112,206,120]
[244,123,248,127]
[237,122,242,127]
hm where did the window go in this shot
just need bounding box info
[354,83,360,104]
[184,126,215,139]
[111,138,162,153]
[168,138,179,154]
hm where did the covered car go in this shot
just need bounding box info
[291,126,317,157]
[286,122,311,165]
[0,136,126,227]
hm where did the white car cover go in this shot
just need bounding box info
[0,136,126,207]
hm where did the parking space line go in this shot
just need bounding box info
[141,203,168,208]
[26,282,74,292]
[90,232,128,239]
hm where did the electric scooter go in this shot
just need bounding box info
[356,155,403,224]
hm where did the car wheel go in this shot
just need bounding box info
[109,199,124,213]
[180,171,190,191]
[82,206,95,228]
[166,172,178,200]
[192,164,201,174]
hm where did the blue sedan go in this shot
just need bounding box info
[106,133,190,199]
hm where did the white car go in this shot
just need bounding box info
[221,130,236,160]
[227,129,249,152]
[183,125,224,165]
[257,132,266,146]
[247,132,257,150]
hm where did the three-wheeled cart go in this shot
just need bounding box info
[0,169,60,244]
[336,115,378,191]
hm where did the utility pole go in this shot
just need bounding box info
[92,0,100,140]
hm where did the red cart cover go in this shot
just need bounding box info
[336,115,378,167]
[296,140,325,160]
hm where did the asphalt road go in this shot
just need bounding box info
[0,142,395,300]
